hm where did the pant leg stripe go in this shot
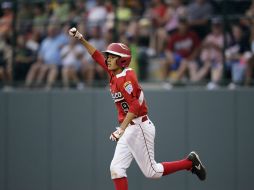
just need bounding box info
[138,124,163,175]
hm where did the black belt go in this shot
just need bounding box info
[130,115,148,125]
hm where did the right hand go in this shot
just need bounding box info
[69,27,83,40]
[109,127,125,142]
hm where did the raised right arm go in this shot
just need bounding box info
[69,27,109,72]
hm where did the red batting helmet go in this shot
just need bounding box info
[103,43,132,68]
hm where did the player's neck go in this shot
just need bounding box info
[112,68,124,76]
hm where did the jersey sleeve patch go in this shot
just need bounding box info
[124,81,133,94]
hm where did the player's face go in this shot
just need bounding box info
[106,54,121,72]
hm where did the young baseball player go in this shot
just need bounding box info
[69,27,206,190]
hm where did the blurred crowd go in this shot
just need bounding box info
[0,0,254,90]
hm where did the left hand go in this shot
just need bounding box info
[110,127,125,142]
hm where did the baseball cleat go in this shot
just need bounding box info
[187,151,206,181]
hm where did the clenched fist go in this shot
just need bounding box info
[110,127,125,142]
[69,27,83,40]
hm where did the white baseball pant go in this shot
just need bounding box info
[110,116,164,179]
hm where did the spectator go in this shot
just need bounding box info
[153,0,187,58]
[25,24,69,89]
[13,34,36,82]
[86,0,108,33]
[242,1,254,86]
[164,0,187,35]
[147,0,168,28]
[0,35,7,83]
[245,25,254,86]
[50,0,70,24]
[161,17,200,84]
[225,24,251,89]
[136,18,154,81]
[115,0,133,45]
[189,17,228,89]
[82,26,106,86]
[145,0,168,54]
[246,56,254,86]
[68,1,86,27]
[238,1,252,40]
[32,3,49,38]
[0,34,12,86]
[26,28,40,53]
[187,0,213,39]
[60,38,86,89]
[245,0,254,26]
[0,1,13,37]
[17,2,33,34]
[116,0,132,22]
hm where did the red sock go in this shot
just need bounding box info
[113,177,128,190]
[162,159,192,176]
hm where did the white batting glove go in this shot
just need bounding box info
[69,27,83,40]
[110,127,124,142]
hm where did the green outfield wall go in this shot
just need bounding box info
[0,89,254,190]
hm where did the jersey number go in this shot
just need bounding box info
[121,102,129,113]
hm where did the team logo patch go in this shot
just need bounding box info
[124,81,133,94]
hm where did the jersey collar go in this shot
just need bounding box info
[116,68,132,78]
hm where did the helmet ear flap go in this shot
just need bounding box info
[117,57,131,68]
